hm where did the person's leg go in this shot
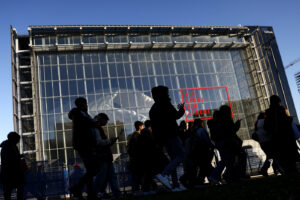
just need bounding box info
[222,151,236,182]
[16,184,24,200]
[162,137,185,188]
[238,150,249,179]
[3,184,13,200]
[107,163,121,197]
[162,137,185,175]
[209,144,226,182]
[94,162,109,195]
[142,167,152,192]
[179,155,194,188]
[71,152,98,199]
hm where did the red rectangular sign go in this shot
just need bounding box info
[180,86,233,122]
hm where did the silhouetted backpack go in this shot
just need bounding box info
[188,127,210,158]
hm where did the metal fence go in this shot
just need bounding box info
[0,145,267,199]
[0,161,68,200]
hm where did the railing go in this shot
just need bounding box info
[0,145,267,199]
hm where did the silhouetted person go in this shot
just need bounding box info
[208,105,244,184]
[127,121,144,193]
[180,119,214,188]
[24,162,46,200]
[253,112,278,176]
[68,97,99,199]
[93,113,120,198]
[264,95,298,174]
[149,86,186,191]
[178,120,188,146]
[0,132,25,200]
[139,120,158,194]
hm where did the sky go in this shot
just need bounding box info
[0,0,299,142]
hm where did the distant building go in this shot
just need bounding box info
[10,25,297,164]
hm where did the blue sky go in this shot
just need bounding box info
[0,0,299,142]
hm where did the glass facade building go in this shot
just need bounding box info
[11,25,297,164]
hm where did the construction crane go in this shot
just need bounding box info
[285,57,300,69]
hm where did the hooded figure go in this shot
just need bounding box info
[1,132,25,200]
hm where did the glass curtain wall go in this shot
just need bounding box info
[37,49,253,163]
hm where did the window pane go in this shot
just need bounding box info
[116,63,125,77]
[47,98,54,114]
[93,64,101,77]
[109,64,117,77]
[94,79,103,94]
[61,81,69,96]
[69,80,77,95]
[132,63,140,76]
[52,65,59,80]
[46,82,53,97]
[86,80,95,94]
[85,64,93,78]
[124,63,132,77]
[60,65,68,80]
[54,98,61,113]
[68,65,76,79]
[100,64,108,78]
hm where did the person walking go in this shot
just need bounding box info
[253,112,278,176]
[208,106,243,184]
[264,95,298,174]
[139,120,159,194]
[68,97,100,200]
[149,86,186,191]
[93,113,120,199]
[127,121,144,193]
[180,119,215,188]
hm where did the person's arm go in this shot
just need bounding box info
[95,128,117,146]
[176,103,185,119]
[234,119,241,132]
[79,111,98,127]
[167,102,185,120]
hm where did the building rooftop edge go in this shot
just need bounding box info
[27,24,249,29]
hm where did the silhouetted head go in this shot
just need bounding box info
[75,97,88,112]
[213,110,220,121]
[188,121,194,130]
[144,120,151,129]
[95,113,109,126]
[151,86,170,102]
[193,118,204,128]
[270,95,281,107]
[219,105,232,120]
[7,131,20,145]
[179,120,187,130]
[134,121,144,132]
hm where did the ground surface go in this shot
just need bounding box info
[130,173,300,200]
